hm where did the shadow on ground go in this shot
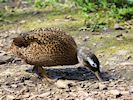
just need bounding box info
[40,67,114,81]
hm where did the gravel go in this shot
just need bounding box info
[0,29,133,99]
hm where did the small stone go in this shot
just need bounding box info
[55,80,68,89]
[109,90,122,98]
[55,80,75,89]
[92,83,99,89]
[114,24,125,30]
[83,36,89,42]
[98,83,107,90]
[38,92,51,98]
[78,91,89,99]
[85,97,93,100]
[23,93,30,98]
[6,95,15,100]
[24,80,34,86]
[90,91,98,96]
[0,41,4,48]
[2,85,14,93]
[11,84,18,88]
[0,95,6,100]
[129,88,133,93]
[0,51,14,65]
[121,91,129,95]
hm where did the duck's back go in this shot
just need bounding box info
[10,28,78,66]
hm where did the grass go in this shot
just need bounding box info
[0,8,85,31]
[0,1,133,62]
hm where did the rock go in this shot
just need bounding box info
[92,83,99,89]
[24,80,35,87]
[77,91,89,100]
[0,51,14,65]
[23,93,30,98]
[2,85,14,93]
[16,87,29,97]
[109,90,122,98]
[83,36,89,42]
[85,97,93,100]
[38,92,51,98]
[98,83,107,90]
[11,84,18,88]
[116,34,124,40]
[129,88,133,94]
[6,95,15,100]
[121,91,129,95]
[114,24,125,30]
[55,80,75,89]
[55,80,68,89]
[0,40,4,48]
[0,95,6,100]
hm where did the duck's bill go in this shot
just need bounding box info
[94,71,103,81]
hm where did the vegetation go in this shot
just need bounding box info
[74,0,133,31]
[0,0,132,31]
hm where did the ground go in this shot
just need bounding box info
[0,7,133,100]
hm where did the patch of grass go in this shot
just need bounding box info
[71,30,133,58]
[0,7,85,32]
[74,0,133,32]
[90,33,133,57]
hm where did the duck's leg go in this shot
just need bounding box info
[32,66,53,83]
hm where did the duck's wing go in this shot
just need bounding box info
[12,28,77,49]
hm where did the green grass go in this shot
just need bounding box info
[0,8,85,31]
[0,1,133,60]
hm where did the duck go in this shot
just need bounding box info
[9,27,102,81]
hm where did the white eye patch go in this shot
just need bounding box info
[87,57,97,68]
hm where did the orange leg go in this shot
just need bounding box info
[33,66,53,83]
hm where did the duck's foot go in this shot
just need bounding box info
[33,66,56,84]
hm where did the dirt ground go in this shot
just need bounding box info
[0,2,133,99]
[0,27,133,100]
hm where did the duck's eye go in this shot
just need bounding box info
[92,63,97,68]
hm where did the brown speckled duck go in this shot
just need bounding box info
[9,27,102,81]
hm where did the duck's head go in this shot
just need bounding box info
[78,48,103,81]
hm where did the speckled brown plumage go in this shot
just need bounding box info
[9,27,102,81]
[10,28,78,67]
